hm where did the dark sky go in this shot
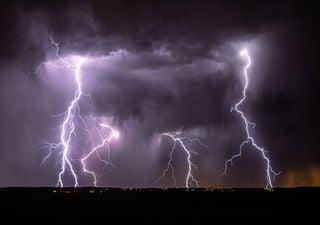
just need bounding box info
[0,0,319,187]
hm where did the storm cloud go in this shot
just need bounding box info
[0,0,319,187]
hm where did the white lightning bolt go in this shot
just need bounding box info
[158,132,207,188]
[81,116,120,187]
[222,49,280,188]
[39,34,119,187]
[56,57,84,187]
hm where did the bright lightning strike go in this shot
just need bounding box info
[222,48,280,188]
[158,132,207,188]
[39,34,119,187]
[81,116,120,187]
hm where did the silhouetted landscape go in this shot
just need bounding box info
[0,187,318,223]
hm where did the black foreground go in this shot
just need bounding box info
[0,187,318,224]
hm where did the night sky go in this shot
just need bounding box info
[0,0,319,187]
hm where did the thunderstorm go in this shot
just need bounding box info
[222,49,280,188]
[39,34,120,187]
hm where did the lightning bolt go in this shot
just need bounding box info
[222,49,280,188]
[39,34,119,187]
[81,116,120,187]
[158,132,208,188]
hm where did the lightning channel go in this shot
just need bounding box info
[158,132,207,188]
[81,116,119,187]
[39,34,119,187]
[222,49,280,188]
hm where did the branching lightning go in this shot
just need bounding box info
[39,34,119,187]
[222,49,280,188]
[158,132,208,188]
[81,116,119,187]
[35,35,279,188]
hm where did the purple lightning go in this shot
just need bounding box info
[81,117,120,187]
[222,49,280,188]
[39,34,119,187]
[158,132,207,188]
[56,56,84,187]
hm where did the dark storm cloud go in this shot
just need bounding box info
[0,0,319,187]
[84,47,234,132]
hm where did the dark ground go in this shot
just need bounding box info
[0,187,319,224]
